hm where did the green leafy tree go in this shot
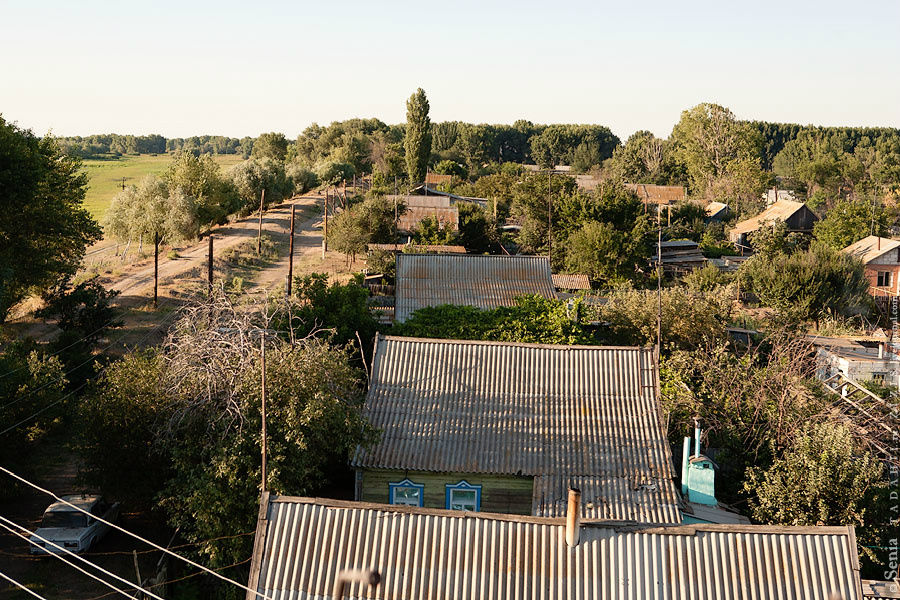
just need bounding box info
[285,273,377,351]
[404,88,432,184]
[0,117,102,321]
[227,158,292,214]
[164,151,240,228]
[670,103,767,202]
[327,208,370,264]
[744,422,890,573]
[251,132,289,161]
[604,130,686,185]
[411,215,456,246]
[813,197,889,249]
[394,296,599,346]
[740,242,869,322]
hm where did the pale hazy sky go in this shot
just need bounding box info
[2,0,898,142]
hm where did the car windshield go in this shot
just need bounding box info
[42,511,88,529]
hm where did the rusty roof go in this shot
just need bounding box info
[625,184,685,205]
[386,194,453,208]
[551,273,591,290]
[367,243,467,254]
[425,172,453,186]
[247,494,863,600]
[842,236,900,264]
[730,199,813,235]
[352,336,680,523]
[394,254,556,322]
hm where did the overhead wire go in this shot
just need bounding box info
[0,515,158,600]
[0,465,272,600]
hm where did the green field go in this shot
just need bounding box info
[82,154,245,221]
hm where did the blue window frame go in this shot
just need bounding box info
[388,479,424,507]
[445,480,482,512]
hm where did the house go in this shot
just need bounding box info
[812,335,899,390]
[551,273,591,291]
[352,335,681,523]
[246,493,865,600]
[729,199,818,250]
[705,201,729,222]
[394,201,459,235]
[624,183,685,210]
[842,236,900,298]
[393,254,557,323]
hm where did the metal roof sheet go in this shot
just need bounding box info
[368,243,467,254]
[625,184,685,205]
[394,254,557,322]
[248,495,863,600]
[551,273,591,290]
[842,236,900,264]
[353,337,680,523]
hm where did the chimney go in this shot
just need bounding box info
[878,236,881,251]
[681,436,691,495]
[694,421,701,458]
[565,488,581,547]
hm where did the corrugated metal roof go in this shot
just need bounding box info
[353,337,680,523]
[394,254,557,322]
[731,199,811,235]
[551,273,591,290]
[248,495,863,600]
[625,184,685,205]
[862,580,900,599]
[842,236,900,264]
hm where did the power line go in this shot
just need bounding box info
[0,466,272,600]
[0,569,53,600]
[0,516,156,600]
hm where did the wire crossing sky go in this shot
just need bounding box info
[2,0,898,141]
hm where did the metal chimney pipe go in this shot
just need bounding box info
[681,436,691,495]
[565,488,582,548]
[694,421,701,459]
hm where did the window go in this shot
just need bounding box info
[872,372,888,384]
[877,271,892,287]
[388,479,424,507]
[445,480,482,512]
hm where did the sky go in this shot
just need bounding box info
[2,0,899,142]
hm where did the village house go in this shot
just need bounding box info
[352,335,682,522]
[246,493,866,600]
[729,199,818,250]
[842,236,900,298]
[393,254,557,323]
[812,335,899,390]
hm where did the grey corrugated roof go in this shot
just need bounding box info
[353,336,680,523]
[394,254,557,322]
[248,495,863,600]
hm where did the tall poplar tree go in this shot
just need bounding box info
[404,88,432,185]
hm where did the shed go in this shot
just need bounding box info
[393,254,557,323]
[247,494,864,600]
[705,201,729,221]
[352,336,681,523]
[729,199,818,249]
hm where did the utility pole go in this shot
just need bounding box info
[207,235,214,298]
[287,204,295,297]
[260,334,267,492]
[153,231,159,308]
[656,213,662,351]
[547,170,552,265]
[121,177,126,191]
[257,189,265,255]
[322,189,329,259]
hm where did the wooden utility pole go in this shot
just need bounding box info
[207,235,214,297]
[260,334,267,492]
[153,231,159,308]
[656,214,662,350]
[287,205,295,297]
[547,170,552,264]
[322,190,329,259]
[257,189,266,255]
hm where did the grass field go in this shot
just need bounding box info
[82,154,245,221]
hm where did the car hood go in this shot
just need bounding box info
[31,527,88,542]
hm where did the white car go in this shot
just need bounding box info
[29,495,120,554]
